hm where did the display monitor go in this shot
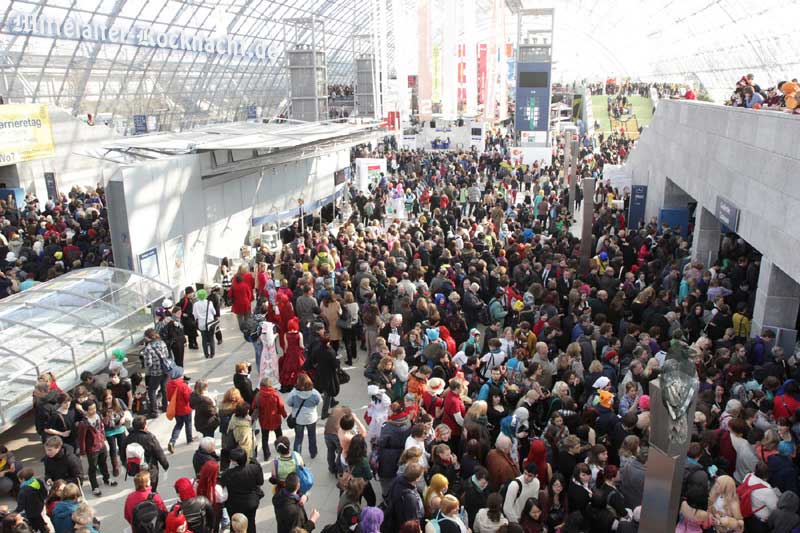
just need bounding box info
[519,71,549,88]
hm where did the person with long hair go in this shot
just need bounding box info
[341,291,360,365]
[190,379,220,438]
[344,434,376,506]
[287,373,322,458]
[473,492,508,533]
[520,497,547,533]
[567,463,592,520]
[707,475,744,532]
[546,473,569,531]
[524,439,552,488]
[99,389,128,478]
[194,460,228,533]
[423,473,449,518]
[279,317,306,393]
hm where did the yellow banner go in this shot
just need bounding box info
[432,45,441,104]
[0,104,55,166]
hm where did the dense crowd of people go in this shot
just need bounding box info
[329,85,355,98]
[0,186,113,299]
[5,114,797,533]
[726,74,800,113]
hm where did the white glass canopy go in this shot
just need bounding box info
[0,267,171,430]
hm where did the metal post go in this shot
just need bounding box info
[579,177,596,274]
[298,198,305,234]
[570,131,579,213]
[564,133,573,214]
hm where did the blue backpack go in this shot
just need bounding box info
[293,452,314,494]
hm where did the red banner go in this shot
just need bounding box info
[477,43,487,105]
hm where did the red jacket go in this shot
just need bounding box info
[76,417,107,455]
[124,487,167,525]
[774,393,800,419]
[229,275,254,315]
[441,390,466,436]
[166,378,193,417]
[252,386,287,430]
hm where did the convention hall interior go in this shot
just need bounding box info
[0,1,799,532]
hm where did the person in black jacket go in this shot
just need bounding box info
[462,466,489,528]
[220,448,264,533]
[15,468,47,533]
[272,472,320,533]
[314,336,340,419]
[122,416,169,491]
[233,363,255,406]
[174,477,215,533]
[192,437,220,476]
[377,405,412,497]
[383,463,425,532]
[42,436,82,486]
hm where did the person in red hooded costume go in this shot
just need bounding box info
[229,264,255,327]
[275,292,296,352]
[279,317,305,393]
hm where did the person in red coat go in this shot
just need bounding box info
[279,317,306,393]
[276,291,296,351]
[230,264,255,326]
[252,377,287,461]
[166,367,193,454]
[124,471,167,526]
[441,379,466,439]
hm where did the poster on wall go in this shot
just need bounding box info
[0,103,55,166]
[138,248,160,279]
[164,236,185,290]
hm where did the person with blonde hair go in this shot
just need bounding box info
[707,475,744,532]
[425,494,467,533]
[423,473,449,517]
[230,513,248,533]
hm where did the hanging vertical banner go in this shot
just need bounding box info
[417,0,432,119]
[457,43,467,111]
[477,43,487,105]
[432,45,441,104]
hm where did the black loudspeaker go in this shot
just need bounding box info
[430,120,436,128]
[457,118,464,127]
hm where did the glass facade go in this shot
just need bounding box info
[0,0,361,132]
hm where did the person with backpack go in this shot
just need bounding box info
[14,468,47,533]
[220,448,264,533]
[502,463,540,524]
[193,289,218,359]
[124,471,167,532]
[383,463,425,533]
[75,400,117,496]
[736,462,777,533]
[140,328,173,419]
[122,416,169,492]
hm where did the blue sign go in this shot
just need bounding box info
[628,184,647,230]
[715,196,739,233]
[515,62,551,133]
[246,105,258,120]
[133,115,147,134]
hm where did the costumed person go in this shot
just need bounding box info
[365,384,391,445]
[258,319,281,386]
[109,349,129,379]
[279,317,305,393]
[276,292,295,352]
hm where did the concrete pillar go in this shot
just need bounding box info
[751,259,800,339]
[691,206,720,268]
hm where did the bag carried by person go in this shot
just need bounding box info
[125,442,148,478]
[286,397,308,429]
[239,314,261,342]
[336,306,352,331]
[165,389,177,421]
[131,493,166,533]
[293,451,314,494]
[736,473,768,518]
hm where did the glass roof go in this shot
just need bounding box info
[0,0,363,131]
[530,0,800,102]
[0,267,171,428]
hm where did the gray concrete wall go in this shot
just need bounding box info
[625,99,800,283]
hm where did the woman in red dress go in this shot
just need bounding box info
[279,317,305,393]
[275,292,296,352]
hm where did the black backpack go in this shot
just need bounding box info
[132,493,166,533]
[499,478,523,505]
[239,314,260,342]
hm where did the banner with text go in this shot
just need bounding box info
[0,104,55,166]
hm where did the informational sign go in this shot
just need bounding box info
[164,236,185,289]
[354,158,387,192]
[402,135,417,149]
[0,103,55,166]
[628,185,648,231]
[334,168,347,186]
[133,115,147,134]
[602,164,632,192]
[44,172,58,201]
[515,62,551,136]
[432,45,441,104]
[246,105,258,120]
[715,196,740,233]
[138,248,160,279]
[477,43,487,105]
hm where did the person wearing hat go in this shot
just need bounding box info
[180,287,199,350]
[601,350,620,385]
[422,378,446,420]
[165,505,191,533]
[166,366,194,454]
[192,289,218,359]
[173,477,214,533]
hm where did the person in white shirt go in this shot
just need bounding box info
[503,462,541,523]
[404,422,430,469]
[740,463,778,529]
[192,289,217,359]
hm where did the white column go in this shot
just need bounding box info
[751,259,800,339]
[463,0,477,115]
